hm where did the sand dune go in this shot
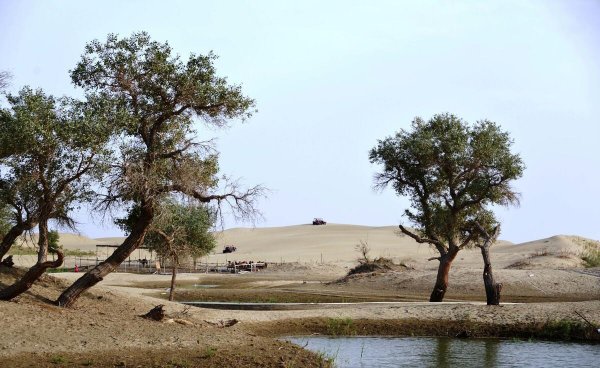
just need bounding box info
[207,224,597,270]
[17,224,597,270]
[17,233,101,251]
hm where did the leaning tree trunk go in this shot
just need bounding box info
[430,251,458,302]
[0,250,64,300]
[0,217,55,300]
[0,221,37,261]
[480,245,501,305]
[55,204,154,308]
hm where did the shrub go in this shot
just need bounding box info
[347,257,394,276]
[326,317,356,336]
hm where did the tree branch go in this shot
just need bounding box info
[158,140,198,159]
[398,225,447,255]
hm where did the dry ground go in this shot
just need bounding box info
[2,225,600,366]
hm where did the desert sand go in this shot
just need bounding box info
[13,223,597,269]
[2,224,599,366]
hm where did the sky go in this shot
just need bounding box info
[0,0,599,243]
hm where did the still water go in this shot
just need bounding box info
[287,336,599,368]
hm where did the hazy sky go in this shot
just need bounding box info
[1,0,599,243]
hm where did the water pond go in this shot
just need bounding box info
[287,336,600,367]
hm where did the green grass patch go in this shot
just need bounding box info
[49,355,66,365]
[326,317,356,336]
[201,346,217,359]
[46,268,71,273]
[315,351,336,368]
[540,319,590,340]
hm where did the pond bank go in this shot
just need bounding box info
[247,317,600,342]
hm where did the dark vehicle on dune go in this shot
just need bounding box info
[312,218,326,225]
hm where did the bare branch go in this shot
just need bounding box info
[0,71,11,90]
[399,225,447,255]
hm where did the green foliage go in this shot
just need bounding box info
[48,230,60,254]
[118,199,217,262]
[370,113,524,252]
[326,317,356,336]
[314,351,336,368]
[0,87,113,256]
[71,32,259,219]
[0,203,12,237]
[541,319,588,340]
[49,355,66,364]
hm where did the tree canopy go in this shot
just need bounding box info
[0,87,112,261]
[119,199,216,301]
[370,113,524,301]
[0,87,112,300]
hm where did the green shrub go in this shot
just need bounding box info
[541,319,587,340]
[49,355,66,364]
[326,317,356,336]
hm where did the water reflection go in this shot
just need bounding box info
[287,336,600,368]
[484,339,499,367]
[435,337,449,368]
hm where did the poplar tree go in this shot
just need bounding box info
[56,32,264,307]
[370,113,524,302]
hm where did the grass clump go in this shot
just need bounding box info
[49,355,66,365]
[581,246,600,268]
[315,351,336,368]
[540,319,589,340]
[201,346,217,359]
[326,317,356,336]
[572,237,600,268]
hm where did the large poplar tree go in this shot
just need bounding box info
[56,32,264,307]
[370,113,524,302]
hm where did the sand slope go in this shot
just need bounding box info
[17,224,597,270]
[208,224,597,270]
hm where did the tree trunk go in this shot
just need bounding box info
[55,203,154,308]
[0,221,36,261]
[480,243,501,305]
[169,260,177,302]
[0,250,64,300]
[37,218,49,263]
[475,224,501,305]
[429,252,457,302]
